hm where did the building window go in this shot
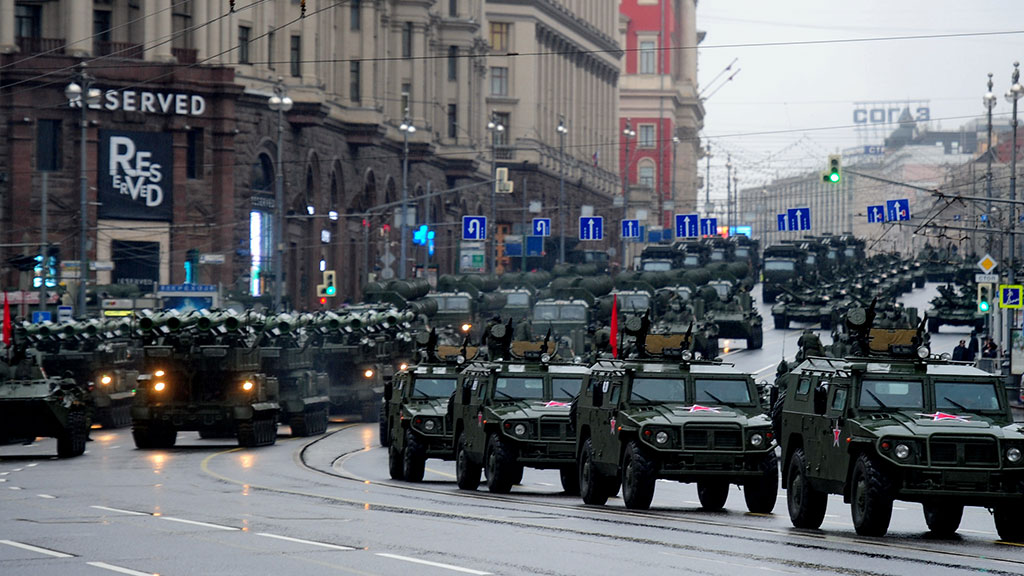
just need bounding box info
[639,40,656,74]
[639,124,655,148]
[350,0,361,30]
[15,4,41,38]
[448,46,458,81]
[187,128,204,180]
[93,10,112,44]
[494,112,510,146]
[290,35,301,77]
[490,22,509,52]
[350,61,361,103]
[401,83,411,116]
[447,104,458,139]
[402,22,413,58]
[267,31,275,69]
[238,26,251,64]
[490,66,508,96]
[36,120,62,172]
[638,162,656,189]
[449,0,458,17]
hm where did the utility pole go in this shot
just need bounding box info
[1005,61,1023,398]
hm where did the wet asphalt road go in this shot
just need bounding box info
[2,283,1023,576]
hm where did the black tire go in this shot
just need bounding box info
[923,503,963,537]
[403,429,427,482]
[697,481,729,511]
[744,452,779,514]
[994,504,1024,543]
[747,325,764,350]
[579,438,610,506]
[774,316,789,330]
[238,414,276,447]
[455,433,481,490]
[378,403,390,447]
[512,464,524,486]
[851,454,893,537]
[388,441,405,480]
[621,440,656,510]
[289,411,309,437]
[360,398,378,423]
[57,410,88,458]
[560,465,580,495]
[787,447,826,529]
[485,433,517,494]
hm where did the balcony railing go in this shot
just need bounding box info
[16,36,65,55]
[494,145,515,160]
[95,41,143,59]
[172,47,197,64]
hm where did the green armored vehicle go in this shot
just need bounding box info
[452,322,588,494]
[574,316,777,511]
[927,283,985,333]
[774,307,1024,541]
[771,285,830,329]
[701,281,763,349]
[257,313,330,437]
[0,349,90,458]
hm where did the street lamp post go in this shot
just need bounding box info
[1005,62,1023,396]
[65,64,101,318]
[621,121,636,271]
[268,77,293,312]
[671,135,680,231]
[487,113,504,275]
[984,73,997,342]
[725,155,733,230]
[399,114,416,280]
[557,116,568,264]
[704,142,712,210]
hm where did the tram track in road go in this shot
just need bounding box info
[271,424,1024,576]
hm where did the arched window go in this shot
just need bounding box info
[251,154,274,191]
[638,160,656,190]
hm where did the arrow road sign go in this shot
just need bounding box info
[579,216,603,240]
[675,213,699,238]
[886,199,910,222]
[532,218,551,237]
[1000,285,1023,309]
[777,214,788,231]
[621,219,640,239]
[462,215,487,240]
[700,217,718,236]
[787,208,811,231]
[867,205,885,223]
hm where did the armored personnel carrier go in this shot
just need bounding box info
[774,306,1024,541]
[701,281,763,349]
[574,314,778,511]
[452,321,588,494]
[762,243,807,303]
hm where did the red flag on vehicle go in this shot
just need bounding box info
[2,291,10,347]
[610,294,618,359]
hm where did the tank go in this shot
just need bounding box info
[0,353,90,457]
[927,283,985,333]
[700,281,764,349]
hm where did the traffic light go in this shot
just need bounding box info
[822,154,842,184]
[978,283,992,313]
[184,248,200,283]
[324,270,336,297]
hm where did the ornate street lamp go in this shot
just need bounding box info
[268,77,293,311]
[399,115,416,279]
[65,64,101,317]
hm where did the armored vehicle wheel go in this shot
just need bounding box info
[851,454,893,537]
[579,438,610,505]
[787,448,826,529]
[927,318,940,333]
[485,433,517,494]
[57,410,88,458]
[747,324,764,350]
[744,452,779,513]
[994,503,1024,543]
[388,442,405,480]
[238,414,277,448]
[560,465,580,495]
[622,440,656,510]
[403,429,427,482]
[773,315,789,330]
[378,403,390,447]
[455,433,481,490]
[512,465,524,486]
[923,503,963,537]
[697,481,729,511]
[360,399,379,423]
[99,403,131,429]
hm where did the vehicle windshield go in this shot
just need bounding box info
[410,378,457,398]
[534,305,560,321]
[429,295,471,312]
[534,304,586,322]
[844,248,856,257]
[694,379,752,405]
[683,255,700,266]
[735,247,749,258]
[675,287,692,301]
[708,283,730,300]
[934,381,1002,412]
[710,250,724,261]
[506,293,530,306]
[858,379,923,410]
[642,261,672,272]
[630,378,688,404]
[806,255,816,265]
[552,378,582,400]
[764,260,795,271]
[619,294,650,311]
[495,377,545,400]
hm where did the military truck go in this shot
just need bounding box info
[0,344,90,458]
[762,243,807,303]
[131,310,280,448]
[452,322,588,494]
[257,313,330,437]
[700,281,763,349]
[574,316,778,511]
[385,331,472,481]
[774,307,1024,541]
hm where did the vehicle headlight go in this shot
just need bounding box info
[513,423,527,437]
[242,380,254,392]
[655,431,669,445]
[100,375,112,385]
[681,350,693,361]
[154,370,166,377]
[894,443,911,460]
[916,346,930,359]
[750,433,764,447]
[1007,447,1022,463]
[363,369,375,379]
[154,382,166,392]
[399,363,409,371]
[424,419,437,432]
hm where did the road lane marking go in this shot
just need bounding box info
[375,553,491,575]
[26,463,37,467]
[85,561,154,576]
[424,466,455,479]
[9,486,22,490]
[161,516,239,531]
[0,539,74,558]
[91,505,149,516]
[754,363,779,376]
[37,494,55,499]
[257,532,355,551]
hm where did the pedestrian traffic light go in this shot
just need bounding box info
[978,283,992,313]
[823,154,842,184]
[324,270,336,296]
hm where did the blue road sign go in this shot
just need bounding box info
[787,207,811,231]
[579,216,603,240]
[462,215,486,240]
[886,199,910,222]
[532,218,551,237]
[1001,285,1023,309]
[621,219,640,239]
[526,236,544,256]
[867,205,885,223]
[31,311,51,324]
[777,214,788,231]
[700,218,718,236]
[981,214,989,222]
[675,213,699,238]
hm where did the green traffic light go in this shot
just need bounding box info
[326,285,336,296]
[979,300,990,312]
[829,171,840,183]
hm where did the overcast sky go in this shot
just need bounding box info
[696,0,1024,200]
